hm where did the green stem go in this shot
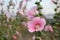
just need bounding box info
[35,31,41,40]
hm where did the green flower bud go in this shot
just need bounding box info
[54,8,57,11]
[35,1,40,5]
[53,2,57,5]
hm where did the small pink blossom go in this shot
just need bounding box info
[26,6,38,20]
[27,17,46,33]
[32,36,35,40]
[12,35,17,40]
[26,6,37,16]
[45,25,54,32]
[18,9,25,16]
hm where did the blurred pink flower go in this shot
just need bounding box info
[27,17,46,33]
[32,36,35,40]
[26,6,38,20]
[45,25,54,32]
[18,9,25,16]
[12,35,17,40]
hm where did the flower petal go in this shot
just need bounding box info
[28,28,35,33]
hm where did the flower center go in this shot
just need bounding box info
[36,25,40,29]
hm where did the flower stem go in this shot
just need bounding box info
[35,31,41,40]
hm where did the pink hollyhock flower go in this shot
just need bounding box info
[27,17,46,33]
[18,9,25,16]
[26,6,38,20]
[45,25,54,32]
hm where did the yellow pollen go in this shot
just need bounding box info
[36,25,40,29]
